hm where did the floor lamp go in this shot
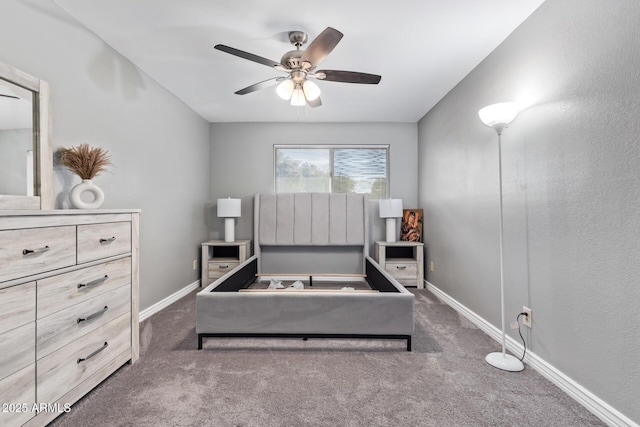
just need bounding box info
[478,102,524,372]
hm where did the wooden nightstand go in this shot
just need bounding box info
[201,240,251,286]
[374,240,424,288]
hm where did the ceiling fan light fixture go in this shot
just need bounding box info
[302,80,321,101]
[276,79,294,100]
[290,85,306,106]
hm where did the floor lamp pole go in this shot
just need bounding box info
[485,131,524,372]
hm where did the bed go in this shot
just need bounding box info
[196,193,415,350]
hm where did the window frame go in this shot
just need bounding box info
[273,144,390,199]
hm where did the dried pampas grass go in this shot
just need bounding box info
[60,144,112,180]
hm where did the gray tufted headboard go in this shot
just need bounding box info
[254,193,369,266]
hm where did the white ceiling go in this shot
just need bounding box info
[54,0,545,123]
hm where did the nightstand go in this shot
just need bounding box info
[374,240,424,288]
[201,240,251,286]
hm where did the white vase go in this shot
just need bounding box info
[69,179,105,209]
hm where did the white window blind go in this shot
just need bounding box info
[275,145,389,199]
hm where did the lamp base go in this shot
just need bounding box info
[385,218,397,242]
[224,217,235,243]
[485,352,524,372]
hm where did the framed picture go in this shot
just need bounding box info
[400,209,423,242]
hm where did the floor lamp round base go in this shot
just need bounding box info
[485,352,524,372]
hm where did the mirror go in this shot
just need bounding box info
[0,80,33,196]
[0,62,52,210]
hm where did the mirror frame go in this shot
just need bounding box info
[0,61,53,210]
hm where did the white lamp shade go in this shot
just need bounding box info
[290,85,306,106]
[302,80,321,101]
[478,102,519,132]
[276,79,294,100]
[379,199,403,218]
[217,198,241,218]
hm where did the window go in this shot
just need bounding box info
[274,145,389,199]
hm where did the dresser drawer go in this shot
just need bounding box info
[0,363,36,427]
[77,222,131,264]
[385,260,418,280]
[37,313,131,405]
[0,281,35,334]
[38,257,131,319]
[208,261,239,279]
[0,322,35,381]
[37,285,131,360]
[0,226,76,283]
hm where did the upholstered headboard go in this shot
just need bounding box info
[254,193,369,263]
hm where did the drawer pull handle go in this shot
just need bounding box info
[77,275,109,289]
[396,265,407,270]
[77,306,109,324]
[77,342,108,364]
[22,246,50,256]
[99,236,116,244]
[219,265,229,269]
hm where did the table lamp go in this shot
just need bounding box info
[217,198,241,242]
[379,198,403,242]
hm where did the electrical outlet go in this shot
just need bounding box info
[192,259,197,270]
[522,306,532,328]
[429,261,434,272]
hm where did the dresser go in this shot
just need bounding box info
[374,240,424,289]
[200,240,251,286]
[0,210,139,427]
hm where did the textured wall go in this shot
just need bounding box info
[209,122,418,254]
[418,0,640,423]
[1,0,211,311]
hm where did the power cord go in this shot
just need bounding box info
[516,312,528,362]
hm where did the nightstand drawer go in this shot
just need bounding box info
[38,257,132,318]
[37,313,131,405]
[208,260,239,278]
[77,222,131,264]
[385,261,418,280]
[37,285,131,360]
[0,226,76,283]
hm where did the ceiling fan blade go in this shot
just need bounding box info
[300,27,343,69]
[315,70,381,84]
[305,94,322,108]
[235,77,286,95]
[0,94,19,99]
[215,44,283,69]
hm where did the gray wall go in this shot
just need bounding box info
[209,122,418,254]
[1,0,211,311]
[418,0,640,423]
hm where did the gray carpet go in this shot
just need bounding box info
[51,289,605,426]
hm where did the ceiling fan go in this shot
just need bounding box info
[214,27,381,108]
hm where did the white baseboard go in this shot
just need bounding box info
[139,280,200,322]
[425,281,638,427]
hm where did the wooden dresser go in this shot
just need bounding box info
[0,210,139,427]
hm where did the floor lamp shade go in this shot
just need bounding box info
[478,102,519,135]
[379,199,403,242]
[217,198,241,242]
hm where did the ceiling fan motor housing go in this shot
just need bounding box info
[281,50,304,70]
[281,31,309,69]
